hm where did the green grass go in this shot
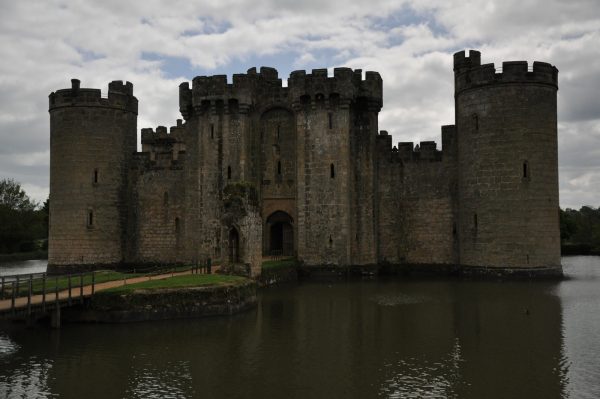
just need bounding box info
[262,258,297,271]
[99,274,247,294]
[4,270,144,297]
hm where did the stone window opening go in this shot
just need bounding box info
[210,123,214,139]
[93,168,98,184]
[277,124,281,141]
[330,163,335,178]
[87,210,94,228]
[472,114,479,132]
[523,161,529,179]
[227,165,232,180]
[473,213,478,230]
[328,112,333,129]
[329,234,333,246]
[277,160,282,175]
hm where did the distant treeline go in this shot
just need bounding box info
[561,207,600,255]
[0,178,48,255]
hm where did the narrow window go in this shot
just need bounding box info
[210,123,214,139]
[277,124,281,140]
[523,161,529,179]
[473,213,478,229]
[227,165,232,180]
[93,169,98,184]
[473,114,479,132]
[163,191,169,206]
[277,161,282,175]
[87,210,94,228]
[330,163,335,178]
[328,113,333,129]
[329,235,333,246]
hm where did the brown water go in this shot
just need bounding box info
[0,256,599,398]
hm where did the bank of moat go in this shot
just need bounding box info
[48,50,562,277]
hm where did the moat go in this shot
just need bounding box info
[1,256,599,398]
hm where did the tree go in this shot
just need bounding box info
[0,178,45,253]
[0,178,38,211]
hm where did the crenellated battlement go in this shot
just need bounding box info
[141,119,185,146]
[377,130,450,164]
[178,66,383,119]
[454,50,558,94]
[49,79,138,114]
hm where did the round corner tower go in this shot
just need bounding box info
[48,79,138,271]
[454,50,561,275]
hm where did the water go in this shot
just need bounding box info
[0,260,47,277]
[0,257,599,398]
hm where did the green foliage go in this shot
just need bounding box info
[0,179,48,254]
[560,206,600,254]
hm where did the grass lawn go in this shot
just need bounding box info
[99,274,248,294]
[262,258,297,271]
[7,266,193,297]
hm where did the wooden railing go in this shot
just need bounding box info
[0,261,215,318]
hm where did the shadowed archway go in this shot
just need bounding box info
[266,211,294,256]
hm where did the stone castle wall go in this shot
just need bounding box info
[47,50,562,276]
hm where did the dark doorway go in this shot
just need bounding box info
[229,227,240,263]
[266,211,294,256]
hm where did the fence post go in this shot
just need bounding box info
[27,275,32,317]
[68,275,72,305]
[91,272,95,295]
[11,281,16,314]
[79,274,83,304]
[42,273,46,312]
[55,277,59,308]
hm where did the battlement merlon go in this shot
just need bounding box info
[48,79,138,114]
[178,66,383,118]
[288,68,382,108]
[453,50,558,94]
[376,125,456,163]
[141,119,185,145]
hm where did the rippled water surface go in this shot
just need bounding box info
[0,256,599,398]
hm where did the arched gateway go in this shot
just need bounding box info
[266,211,294,256]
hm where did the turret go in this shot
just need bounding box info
[48,79,137,271]
[454,50,561,275]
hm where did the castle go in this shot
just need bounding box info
[47,50,562,276]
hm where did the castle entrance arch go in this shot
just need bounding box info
[266,211,294,256]
[228,227,240,263]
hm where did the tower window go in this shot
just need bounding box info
[523,161,529,179]
[277,124,281,140]
[93,169,98,184]
[330,163,335,178]
[472,114,479,132]
[210,123,214,139]
[277,161,282,175]
[227,165,232,180]
[87,210,94,228]
[473,213,478,229]
[328,113,333,129]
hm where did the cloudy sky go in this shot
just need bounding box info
[0,0,599,209]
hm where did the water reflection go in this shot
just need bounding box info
[0,258,598,398]
[0,355,55,399]
[0,259,48,276]
[126,359,194,399]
